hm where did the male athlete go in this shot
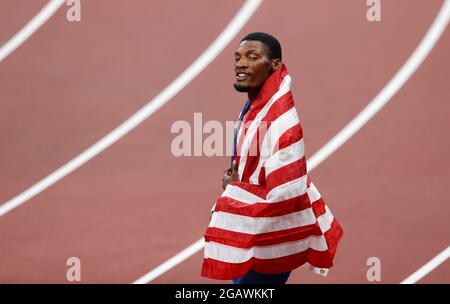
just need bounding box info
[202,32,343,284]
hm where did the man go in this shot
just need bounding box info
[202,32,343,284]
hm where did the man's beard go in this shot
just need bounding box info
[233,82,250,92]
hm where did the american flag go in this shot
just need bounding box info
[202,65,343,280]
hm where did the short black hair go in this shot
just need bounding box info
[240,32,282,60]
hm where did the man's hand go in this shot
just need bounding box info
[222,160,240,190]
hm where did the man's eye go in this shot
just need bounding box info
[249,56,257,60]
[235,57,240,62]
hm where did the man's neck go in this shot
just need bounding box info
[247,89,260,102]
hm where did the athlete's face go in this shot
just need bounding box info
[234,40,280,93]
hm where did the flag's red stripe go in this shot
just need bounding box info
[228,181,267,199]
[201,248,333,280]
[217,190,313,217]
[217,184,326,218]
[323,218,344,260]
[205,224,322,249]
[265,156,307,193]
[274,123,303,153]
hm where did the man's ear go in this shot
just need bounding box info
[271,58,282,72]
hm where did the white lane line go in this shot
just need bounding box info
[133,239,206,285]
[401,246,450,284]
[0,0,263,218]
[308,0,450,171]
[0,0,66,63]
[132,0,450,284]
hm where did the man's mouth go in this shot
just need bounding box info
[236,72,251,81]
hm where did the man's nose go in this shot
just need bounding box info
[235,58,248,69]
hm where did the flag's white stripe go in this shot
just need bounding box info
[235,112,249,159]
[307,182,321,203]
[249,107,300,184]
[307,182,333,233]
[205,236,328,263]
[263,139,305,178]
[317,205,334,233]
[223,174,308,204]
[237,75,292,178]
[261,107,299,157]
[209,208,316,234]
[266,175,308,202]
[221,184,263,204]
[216,186,331,237]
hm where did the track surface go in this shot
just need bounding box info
[0,0,449,283]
